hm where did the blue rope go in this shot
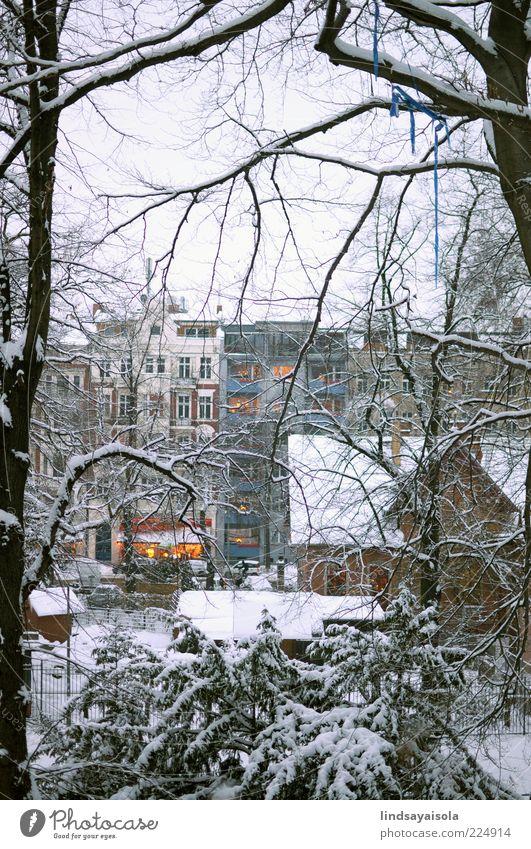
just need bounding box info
[373,1,380,79]
[409,110,416,155]
[389,85,450,287]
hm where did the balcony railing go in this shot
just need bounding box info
[171,375,197,387]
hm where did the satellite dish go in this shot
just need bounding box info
[195,424,215,442]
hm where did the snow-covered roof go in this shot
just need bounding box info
[117,528,204,546]
[29,587,85,617]
[480,444,529,511]
[177,590,384,641]
[57,557,102,582]
[288,434,402,549]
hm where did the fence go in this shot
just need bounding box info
[29,653,92,723]
[76,607,174,633]
[454,678,530,736]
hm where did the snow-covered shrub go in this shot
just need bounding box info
[43,591,510,800]
[43,629,164,799]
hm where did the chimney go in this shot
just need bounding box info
[470,435,483,464]
[276,557,286,592]
[451,423,483,464]
[391,419,401,466]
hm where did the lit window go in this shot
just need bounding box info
[272,365,293,378]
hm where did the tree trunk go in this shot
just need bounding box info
[487,0,531,276]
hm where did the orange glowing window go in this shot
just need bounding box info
[272,365,293,378]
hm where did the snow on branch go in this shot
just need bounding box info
[413,329,531,372]
[316,23,531,123]
[24,441,208,594]
[383,0,497,62]
[0,0,292,180]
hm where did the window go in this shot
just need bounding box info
[200,357,212,379]
[232,363,261,381]
[402,377,412,393]
[102,394,111,417]
[157,356,165,374]
[99,359,111,378]
[357,377,368,394]
[185,326,210,337]
[57,375,69,397]
[273,364,293,378]
[178,395,190,419]
[119,394,133,416]
[381,375,391,390]
[228,397,259,416]
[73,375,81,389]
[151,325,161,336]
[148,393,165,417]
[145,356,154,374]
[324,398,344,415]
[178,357,191,378]
[120,357,132,378]
[199,395,212,419]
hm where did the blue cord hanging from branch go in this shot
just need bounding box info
[390,85,450,288]
[373,0,380,79]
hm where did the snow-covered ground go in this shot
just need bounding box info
[472,734,531,798]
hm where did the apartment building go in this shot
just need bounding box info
[32,304,529,583]
[218,322,350,567]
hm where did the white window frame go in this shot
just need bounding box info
[178,394,190,419]
[200,356,212,379]
[199,395,212,420]
[178,357,191,378]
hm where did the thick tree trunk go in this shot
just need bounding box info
[487,0,531,277]
[0,0,59,800]
[0,428,31,798]
[0,530,30,800]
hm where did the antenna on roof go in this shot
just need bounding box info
[145,257,153,299]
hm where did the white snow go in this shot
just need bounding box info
[0,509,20,528]
[28,586,85,617]
[177,590,384,641]
[116,527,203,545]
[0,393,12,426]
[473,734,531,797]
[288,434,401,548]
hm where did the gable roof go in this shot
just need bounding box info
[177,590,384,641]
[288,434,402,549]
[28,586,85,617]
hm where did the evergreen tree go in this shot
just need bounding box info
[44,629,163,799]
[44,594,512,800]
